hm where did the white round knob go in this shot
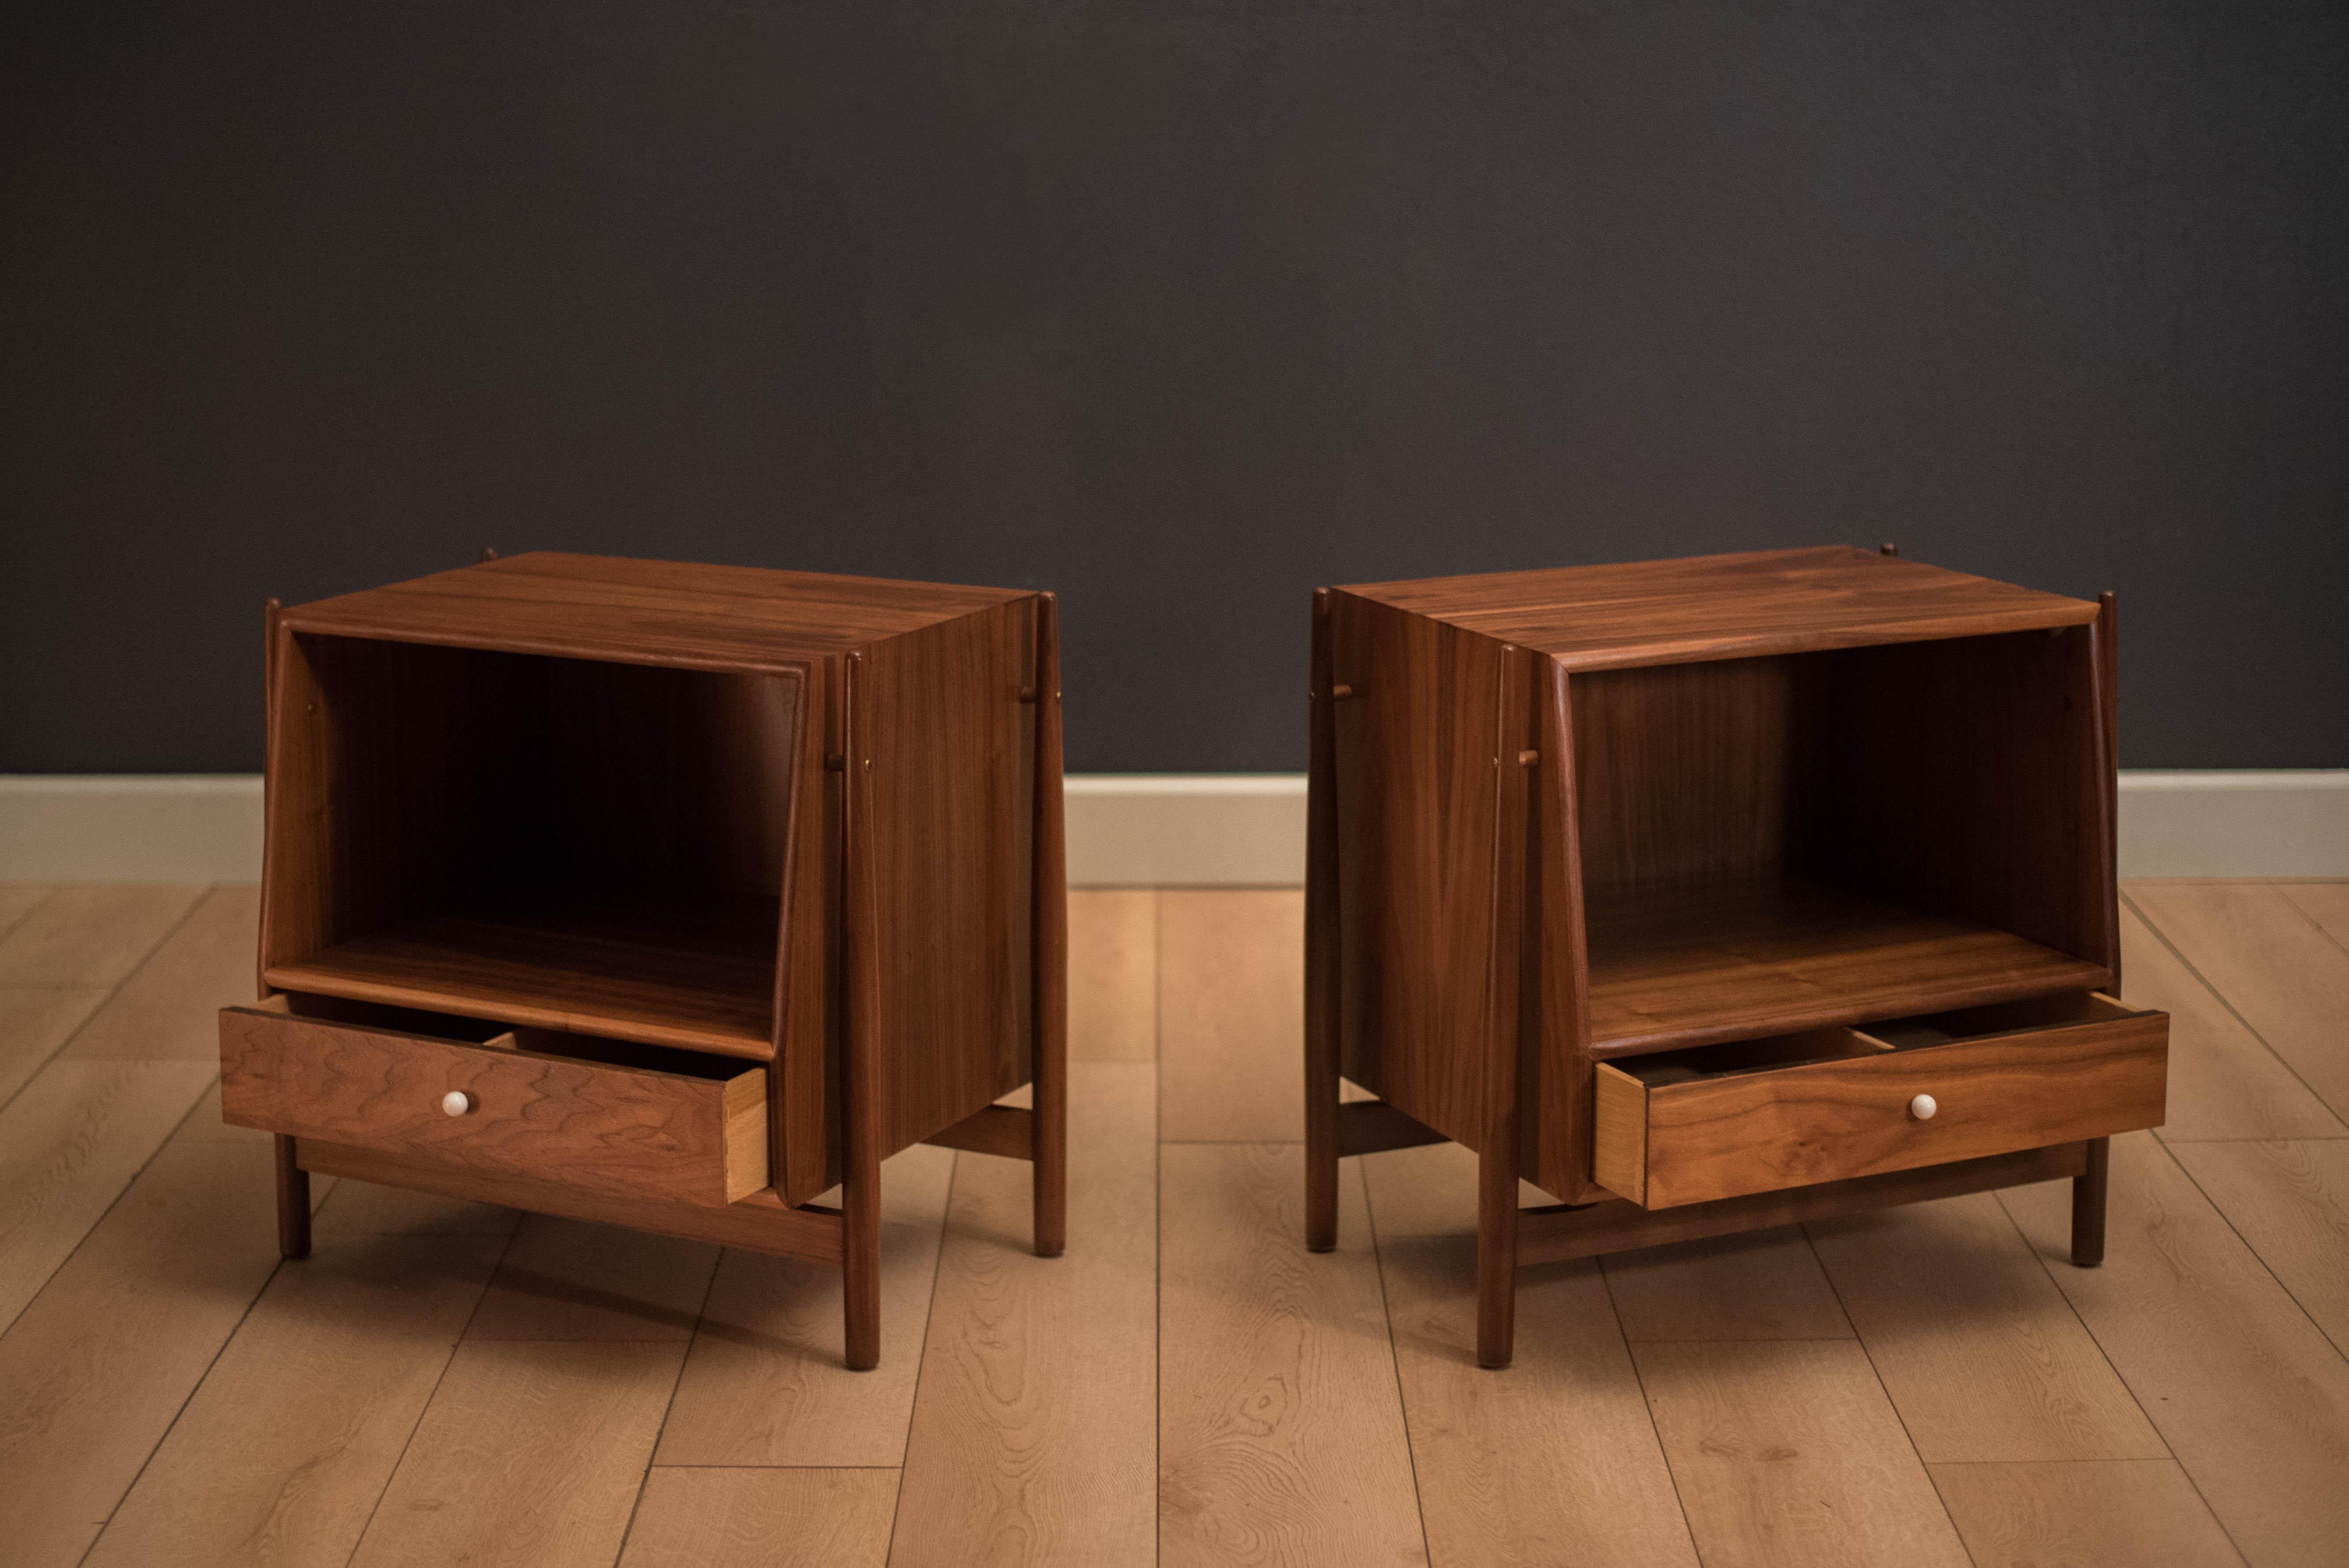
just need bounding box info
[1909,1093,1938,1121]
[441,1091,474,1118]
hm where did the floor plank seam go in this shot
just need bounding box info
[2274,884,2349,963]
[1354,1155,1438,1568]
[2155,1141,2349,1368]
[2120,886,2343,1120]
[608,1237,725,1567]
[882,1147,961,1568]
[1794,1223,1975,1558]
[0,888,53,946]
[0,883,210,1121]
[1596,1245,1709,1567]
[1987,1180,2257,1568]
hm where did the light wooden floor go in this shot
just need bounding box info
[1,882,2346,1566]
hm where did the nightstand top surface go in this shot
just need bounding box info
[283,551,1031,670]
[1338,545,2099,668]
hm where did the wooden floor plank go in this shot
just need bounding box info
[2118,904,2346,1141]
[1362,1146,1700,1568]
[0,985,108,1106]
[1068,888,1157,1062]
[0,1058,217,1330]
[464,1213,721,1341]
[618,1468,898,1568]
[347,1339,685,1568]
[891,1064,1157,1568]
[656,1143,953,1465]
[1633,1337,1973,1568]
[0,1141,316,1568]
[314,1177,522,1238]
[2275,882,2349,948]
[2128,883,2349,1122]
[1602,1225,1852,1341]
[62,884,260,1060]
[2169,1140,2349,1354]
[1928,1459,2246,1568]
[0,884,202,986]
[0,884,53,937]
[1158,890,1305,1142]
[83,1233,506,1568]
[1807,1192,2166,1461]
[1158,1142,1425,1568]
[2002,1131,2349,1567]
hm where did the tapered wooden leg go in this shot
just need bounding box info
[274,1134,311,1260]
[1477,1135,1519,1369]
[841,649,884,1370]
[2071,1136,2109,1267]
[843,1148,881,1371]
[1304,588,1342,1253]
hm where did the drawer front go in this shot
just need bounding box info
[1596,1006,2167,1210]
[220,1001,767,1207]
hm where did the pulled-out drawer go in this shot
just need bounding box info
[220,993,768,1208]
[1593,991,2166,1209]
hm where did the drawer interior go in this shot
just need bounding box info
[264,991,761,1084]
[1609,990,2138,1088]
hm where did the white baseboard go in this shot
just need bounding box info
[2,770,2342,886]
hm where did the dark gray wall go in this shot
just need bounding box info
[6,2,2344,773]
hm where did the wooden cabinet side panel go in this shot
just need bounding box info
[1642,1014,2168,1208]
[859,600,1034,1158]
[1329,593,1505,1149]
[1529,659,1600,1201]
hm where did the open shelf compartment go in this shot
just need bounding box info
[1570,626,2114,1057]
[261,633,800,1059]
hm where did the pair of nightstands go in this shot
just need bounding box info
[220,546,2167,1371]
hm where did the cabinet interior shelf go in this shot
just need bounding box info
[266,889,779,1059]
[1584,879,2107,1058]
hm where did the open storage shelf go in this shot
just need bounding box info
[1569,629,2114,1058]
[262,633,797,1059]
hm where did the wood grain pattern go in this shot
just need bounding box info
[2129,882,2349,1121]
[1161,890,1307,1142]
[1160,1143,1425,1566]
[346,1340,686,1568]
[1592,1061,1649,1203]
[892,1064,1156,1568]
[1807,1192,2166,1461]
[2002,1131,2349,1566]
[1600,1225,1852,1341]
[63,883,257,1060]
[1585,879,2110,1056]
[221,1002,769,1207]
[656,1143,952,1466]
[0,884,51,938]
[1517,1143,2088,1269]
[1611,1003,2166,1208]
[0,984,106,1105]
[1344,545,2097,670]
[0,883,201,985]
[83,1233,505,1568]
[464,1214,721,1341]
[2117,902,2345,1140]
[0,1141,308,1568]
[313,1176,518,1237]
[1928,1460,2244,1568]
[0,1058,217,1330]
[1029,591,1067,1258]
[1068,889,1156,1061]
[2168,1139,2349,1353]
[287,550,1025,669]
[1634,1337,1974,1568]
[618,1468,897,1568]
[296,1137,845,1262]
[2277,881,2349,946]
[1359,1144,1700,1568]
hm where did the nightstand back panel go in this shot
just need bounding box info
[1328,595,1507,1148]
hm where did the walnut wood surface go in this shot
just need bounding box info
[1028,593,1068,1258]
[294,1138,846,1264]
[1334,1098,1447,1157]
[922,1103,1033,1160]
[284,551,1027,670]
[1596,1006,2167,1209]
[1342,545,2097,670]
[222,1003,769,1208]
[1518,1141,2088,1267]
[1584,879,2109,1056]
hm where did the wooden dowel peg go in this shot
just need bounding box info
[1879,543,1898,558]
[1518,749,1539,766]
[1018,685,1038,703]
[1331,683,1355,700]
[480,547,500,562]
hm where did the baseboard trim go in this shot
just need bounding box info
[2,770,2341,886]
